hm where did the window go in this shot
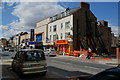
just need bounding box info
[53,35,56,41]
[50,17,53,22]
[50,35,51,41]
[61,33,63,39]
[53,15,57,21]
[50,26,51,32]
[65,32,70,39]
[61,23,63,29]
[64,12,67,16]
[53,25,57,32]
[65,21,70,29]
[57,14,60,19]
[25,51,45,61]
[66,10,70,15]
[14,51,22,59]
[61,12,64,18]
[36,34,42,42]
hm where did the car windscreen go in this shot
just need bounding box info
[25,50,45,61]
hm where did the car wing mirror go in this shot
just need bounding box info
[11,57,15,59]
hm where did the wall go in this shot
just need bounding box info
[73,8,97,50]
[98,21,112,51]
[48,15,73,43]
[35,18,50,45]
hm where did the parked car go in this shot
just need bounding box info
[11,49,47,76]
[4,47,9,51]
[44,49,56,56]
[68,66,120,80]
[9,48,14,52]
[0,48,2,52]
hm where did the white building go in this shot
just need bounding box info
[48,14,73,42]
[13,35,19,47]
[47,2,97,53]
[34,18,50,46]
[47,8,80,51]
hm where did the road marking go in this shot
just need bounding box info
[84,66,102,70]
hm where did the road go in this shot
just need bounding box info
[0,51,113,80]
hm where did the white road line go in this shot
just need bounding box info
[84,66,102,70]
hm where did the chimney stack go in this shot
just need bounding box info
[80,2,90,9]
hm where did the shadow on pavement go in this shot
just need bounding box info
[48,66,92,77]
[1,64,92,80]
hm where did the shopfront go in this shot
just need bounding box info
[55,40,70,53]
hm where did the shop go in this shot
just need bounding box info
[28,41,43,49]
[55,40,73,53]
[45,42,54,49]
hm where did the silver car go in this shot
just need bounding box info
[11,49,47,76]
[44,49,56,56]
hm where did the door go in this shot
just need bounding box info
[13,51,23,72]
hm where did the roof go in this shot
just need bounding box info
[69,7,80,14]
[50,7,80,22]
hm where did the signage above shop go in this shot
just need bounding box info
[55,40,68,45]
[28,41,43,46]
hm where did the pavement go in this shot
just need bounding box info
[56,55,119,66]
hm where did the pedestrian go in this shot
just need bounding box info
[86,51,92,59]
[86,48,92,59]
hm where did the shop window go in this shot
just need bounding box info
[65,21,70,29]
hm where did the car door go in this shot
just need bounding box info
[13,51,22,71]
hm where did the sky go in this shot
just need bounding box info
[0,1,119,39]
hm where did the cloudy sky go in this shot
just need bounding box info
[0,1,119,39]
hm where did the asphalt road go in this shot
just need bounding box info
[0,51,114,80]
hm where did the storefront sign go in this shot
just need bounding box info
[55,40,68,45]
[28,41,43,46]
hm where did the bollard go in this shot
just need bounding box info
[116,48,120,65]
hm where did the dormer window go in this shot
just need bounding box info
[66,10,70,16]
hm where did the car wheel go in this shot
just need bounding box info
[18,71,25,78]
[11,65,15,72]
[11,63,15,72]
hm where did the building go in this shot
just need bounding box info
[34,18,50,48]
[97,20,112,52]
[12,34,19,47]
[0,38,8,48]
[47,2,98,53]
[20,32,30,48]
